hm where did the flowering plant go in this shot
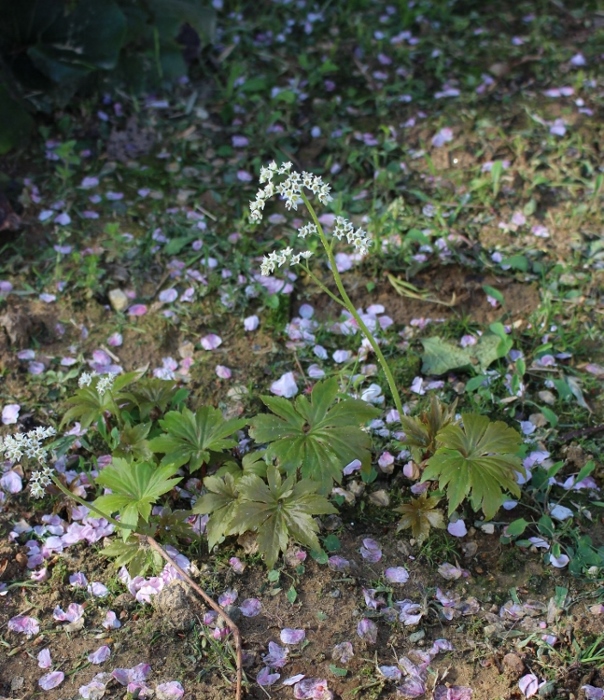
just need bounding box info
[250,162,403,421]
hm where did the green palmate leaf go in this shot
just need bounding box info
[60,384,115,429]
[93,458,182,536]
[113,422,152,461]
[230,465,337,568]
[248,378,380,493]
[400,395,457,462]
[101,536,162,577]
[192,473,241,550]
[119,377,179,420]
[395,492,445,544]
[422,414,523,520]
[149,406,247,472]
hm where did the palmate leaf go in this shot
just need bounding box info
[248,378,380,493]
[422,414,524,520]
[230,465,337,568]
[192,473,241,550]
[399,395,457,462]
[113,422,152,461]
[148,406,247,472]
[119,377,180,420]
[93,458,182,537]
[60,366,148,429]
[395,493,446,543]
[60,385,114,429]
[101,536,162,577]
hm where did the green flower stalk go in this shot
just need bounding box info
[250,162,404,421]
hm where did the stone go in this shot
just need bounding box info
[152,580,195,631]
[108,288,129,312]
[502,652,524,677]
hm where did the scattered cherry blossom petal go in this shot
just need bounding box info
[112,663,152,685]
[102,610,121,629]
[270,371,298,397]
[88,645,111,664]
[89,582,109,597]
[294,678,332,700]
[258,667,281,686]
[218,588,238,606]
[447,519,467,537]
[39,671,65,690]
[328,555,350,571]
[2,403,20,425]
[239,598,262,617]
[37,648,52,669]
[283,674,306,686]
[159,288,178,303]
[548,553,569,568]
[201,334,222,350]
[356,618,377,644]
[396,676,426,698]
[244,315,259,331]
[359,537,382,562]
[379,665,402,680]
[215,365,232,379]
[385,566,409,584]
[8,615,40,637]
[281,628,305,644]
[262,641,289,668]
[1,470,22,493]
[583,686,604,700]
[432,127,454,147]
[155,681,185,700]
[519,673,543,698]
[229,557,246,573]
[128,304,148,316]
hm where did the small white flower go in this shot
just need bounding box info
[96,374,115,396]
[78,372,93,388]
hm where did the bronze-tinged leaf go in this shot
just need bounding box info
[395,493,445,543]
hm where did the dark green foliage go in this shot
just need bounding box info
[93,457,182,537]
[423,413,523,519]
[149,406,247,473]
[0,0,215,151]
[248,378,381,493]
[194,465,337,568]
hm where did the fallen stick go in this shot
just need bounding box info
[139,534,244,700]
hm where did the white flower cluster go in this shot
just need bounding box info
[249,161,332,222]
[78,371,115,396]
[78,372,93,388]
[260,248,313,277]
[30,464,55,499]
[97,374,115,396]
[333,216,371,256]
[0,426,56,464]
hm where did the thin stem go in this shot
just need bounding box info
[50,475,123,529]
[300,193,404,421]
[300,263,348,309]
[141,535,244,700]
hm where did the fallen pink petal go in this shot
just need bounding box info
[88,645,111,664]
[155,681,185,700]
[39,671,65,690]
[281,628,306,644]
